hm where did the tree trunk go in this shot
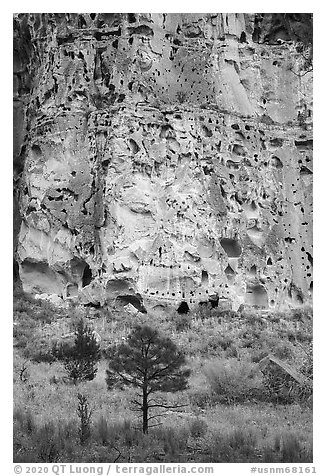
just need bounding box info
[142,386,148,434]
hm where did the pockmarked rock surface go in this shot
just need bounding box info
[13,13,313,312]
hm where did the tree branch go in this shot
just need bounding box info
[131,399,142,407]
[149,362,178,380]
[147,403,188,409]
[112,445,123,463]
[148,422,163,428]
[147,413,167,421]
[115,371,142,387]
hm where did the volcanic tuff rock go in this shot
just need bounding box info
[13,13,313,312]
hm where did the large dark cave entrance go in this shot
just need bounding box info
[209,296,219,308]
[82,264,93,287]
[177,301,190,314]
[116,295,147,313]
[219,238,242,257]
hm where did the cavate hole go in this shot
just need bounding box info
[202,125,213,137]
[249,265,257,276]
[116,295,147,313]
[306,252,313,266]
[240,31,246,43]
[300,165,312,175]
[129,138,140,154]
[209,296,219,308]
[233,144,246,156]
[220,238,242,257]
[246,284,268,308]
[295,139,313,150]
[201,270,208,283]
[177,301,190,314]
[82,264,93,287]
[270,156,283,168]
[270,138,283,147]
[128,13,137,23]
[67,284,78,297]
[31,144,42,156]
[224,265,235,276]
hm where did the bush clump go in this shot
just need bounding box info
[204,359,265,404]
[189,417,208,438]
[64,319,101,383]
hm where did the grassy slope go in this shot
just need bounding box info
[13,289,313,463]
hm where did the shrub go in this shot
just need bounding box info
[272,342,294,360]
[262,433,313,463]
[173,313,192,332]
[97,419,141,450]
[204,359,264,404]
[24,337,56,363]
[238,328,263,349]
[251,350,269,363]
[13,290,67,362]
[64,360,98,384]
[299,342,313,379]
[96,416,109,445]
[77,394,92,445]
[155,426,190,458]
[13,289,62,323]
[260,362,311,405]
[64,319,101,383]
[224,345,238,358]
[51,339,75,361]
[189,417,208,438]
[215,335,233,351]
[207,428,258,462]
[14,407,36,435]
[188,388,212,409]
[228,428,258,458]
[281,433,304,462]
[35,422,60,462]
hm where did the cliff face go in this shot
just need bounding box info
[13,13,313,312]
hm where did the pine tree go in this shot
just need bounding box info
[64,319,101,383]
[106,325,190,433]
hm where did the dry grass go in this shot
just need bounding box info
[13,292,313,462]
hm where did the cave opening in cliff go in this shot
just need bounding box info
[209,296,219,308]
[201,270,208,283]
[199,295,219,309]
[177,301,190,314]
[84,301,101,309]
[224,265,235,278]
[82,264,93,287]
[240,31,247,43]
[220,238,242,257]
[67,284,78,297]
[246,284,268,308]
[116,295,147,313]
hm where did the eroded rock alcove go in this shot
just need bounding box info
[13,13,313,313]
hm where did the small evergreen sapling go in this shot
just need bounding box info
[106,324,190,434]
[64,319,101,383]
[76,393,92,444]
